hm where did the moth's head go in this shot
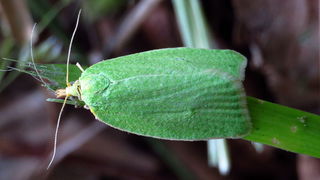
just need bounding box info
[56,80,82,99]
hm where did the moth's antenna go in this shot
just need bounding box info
[47,96,68,169]
[30,23,48,88]
[66,9,81,85]
[47,9,82,169]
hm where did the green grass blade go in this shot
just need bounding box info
[244,97,320,158]
[47,98,85,106]
[189,0,212,49]
[0,38,15,83]
[9,62,84,90]
[172,0,194,47]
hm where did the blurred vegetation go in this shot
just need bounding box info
[0,0,319,179]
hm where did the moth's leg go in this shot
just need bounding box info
[77,85,82,101]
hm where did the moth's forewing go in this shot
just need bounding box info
[79,48,251,140]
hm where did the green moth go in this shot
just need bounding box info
[59,48,251,140]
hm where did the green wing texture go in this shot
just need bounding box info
[79,48,251,140]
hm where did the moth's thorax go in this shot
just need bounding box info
[66,80,81,97]
[78,73,110,106]
[55,80,81,99]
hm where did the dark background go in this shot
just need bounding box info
[0,0,319,179]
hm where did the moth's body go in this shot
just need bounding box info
[63,48,251,140]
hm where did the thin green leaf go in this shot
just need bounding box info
[9,61,84,90]
[244,97,320,158]
[0,37,15,84]
[47,98,85,106]
[172,0,194,47]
